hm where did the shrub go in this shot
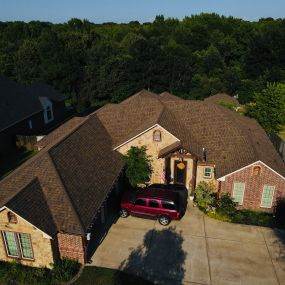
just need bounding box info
[0,258,80,285]
[52,257,81,283]
[194,182,215,211]
[274,197,285,228]
[207,211,232,222]
[215,194,237,217]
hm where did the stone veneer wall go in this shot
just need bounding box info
[57,232,85,264]
[0,208,54,268]
[116,125,179,184]
[220,162,285,212]
[196,163,218,191]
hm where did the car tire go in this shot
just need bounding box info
[120,209,129,218]
[158,215,170,226]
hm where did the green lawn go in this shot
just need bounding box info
[0,148,36,179]
[73,267,153,285]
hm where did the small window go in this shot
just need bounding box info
[7,212,17,224]
[162,201,176,210]
[252,166,261,176]
[2,232,20,257]
[261,185,275,208]
[28,120,33,129]
[153,130,161,142]
[46,106,52,121]
[233,182,245,205]
[149,200,159,208]
[135,198,146,206]
[204,167,212,178]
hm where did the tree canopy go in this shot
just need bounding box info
[1,14,285,108]
[123,146,152,187]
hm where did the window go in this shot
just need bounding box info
[135,198,146,206]
[149,200,159,208]
[43,105,54,124]
[2,232,33,260]
[233,182,245,205]
[28,120,33,129]
[7,211,17,224]
[261,185,275,208]
[162,201,176,210]
[204,167,212,178]
[3,232,19,257]
[153,130,161,142]
[18,233,33,259]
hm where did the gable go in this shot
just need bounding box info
[218,161,285,182]
[115,124,180,155]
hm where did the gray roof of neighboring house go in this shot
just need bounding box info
[0,76,64,132]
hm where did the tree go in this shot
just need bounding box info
[194,182,215,210]
[124,146,152,187]
[246,83,285,133]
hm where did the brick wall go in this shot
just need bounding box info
[57,232,86,264]
[220,162,285,212]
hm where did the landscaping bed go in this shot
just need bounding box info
[73,266,153,285]
[0,258,80,285]
[194,182,283,228]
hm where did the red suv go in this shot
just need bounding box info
[120,186,187,226]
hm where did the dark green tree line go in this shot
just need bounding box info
[1,14,285,108]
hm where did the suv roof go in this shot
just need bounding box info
[137,188,178,202]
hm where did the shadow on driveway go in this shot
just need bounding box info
[117,226,187,285]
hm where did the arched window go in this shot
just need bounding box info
[252,166,261,176]
[153,130,161,142]
[7,211,17,224]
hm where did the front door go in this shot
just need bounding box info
[174,160,187,185]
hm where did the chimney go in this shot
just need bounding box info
[203,148,207,161]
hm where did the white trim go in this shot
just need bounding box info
[113,124,180,150]
[0,206,52,239]
[260,185,275,209]
[232,182,245,205]
[217,160,285,182]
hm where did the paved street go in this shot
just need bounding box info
[89,204,285,285]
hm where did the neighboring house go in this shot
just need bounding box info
[0,89,284,268]
[0,76,66,155]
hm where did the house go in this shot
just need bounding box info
[0,76,66,155]
[0,89,284,268]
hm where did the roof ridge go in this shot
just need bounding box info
[46,154,85,234]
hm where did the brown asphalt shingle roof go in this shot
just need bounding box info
[204,93,240,106]
[1,89,284,237]
[0,114,124,236]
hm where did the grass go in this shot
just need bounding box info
[0,148,36,179]
[73,266,153,285]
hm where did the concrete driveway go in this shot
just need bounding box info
[89,204,285,285]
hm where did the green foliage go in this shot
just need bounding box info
[0,258,80,285]
[124,146,152,187]
[217,100,238,111]
[232,210,274,227]
[215,194,237,217]
[1,14,285,110]
[246,83,285,133]
[194,182,215,210]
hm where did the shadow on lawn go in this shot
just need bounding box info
[116,226,186,285]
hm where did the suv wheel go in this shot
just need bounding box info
[120,209,129,218]
[159,215,170,226]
